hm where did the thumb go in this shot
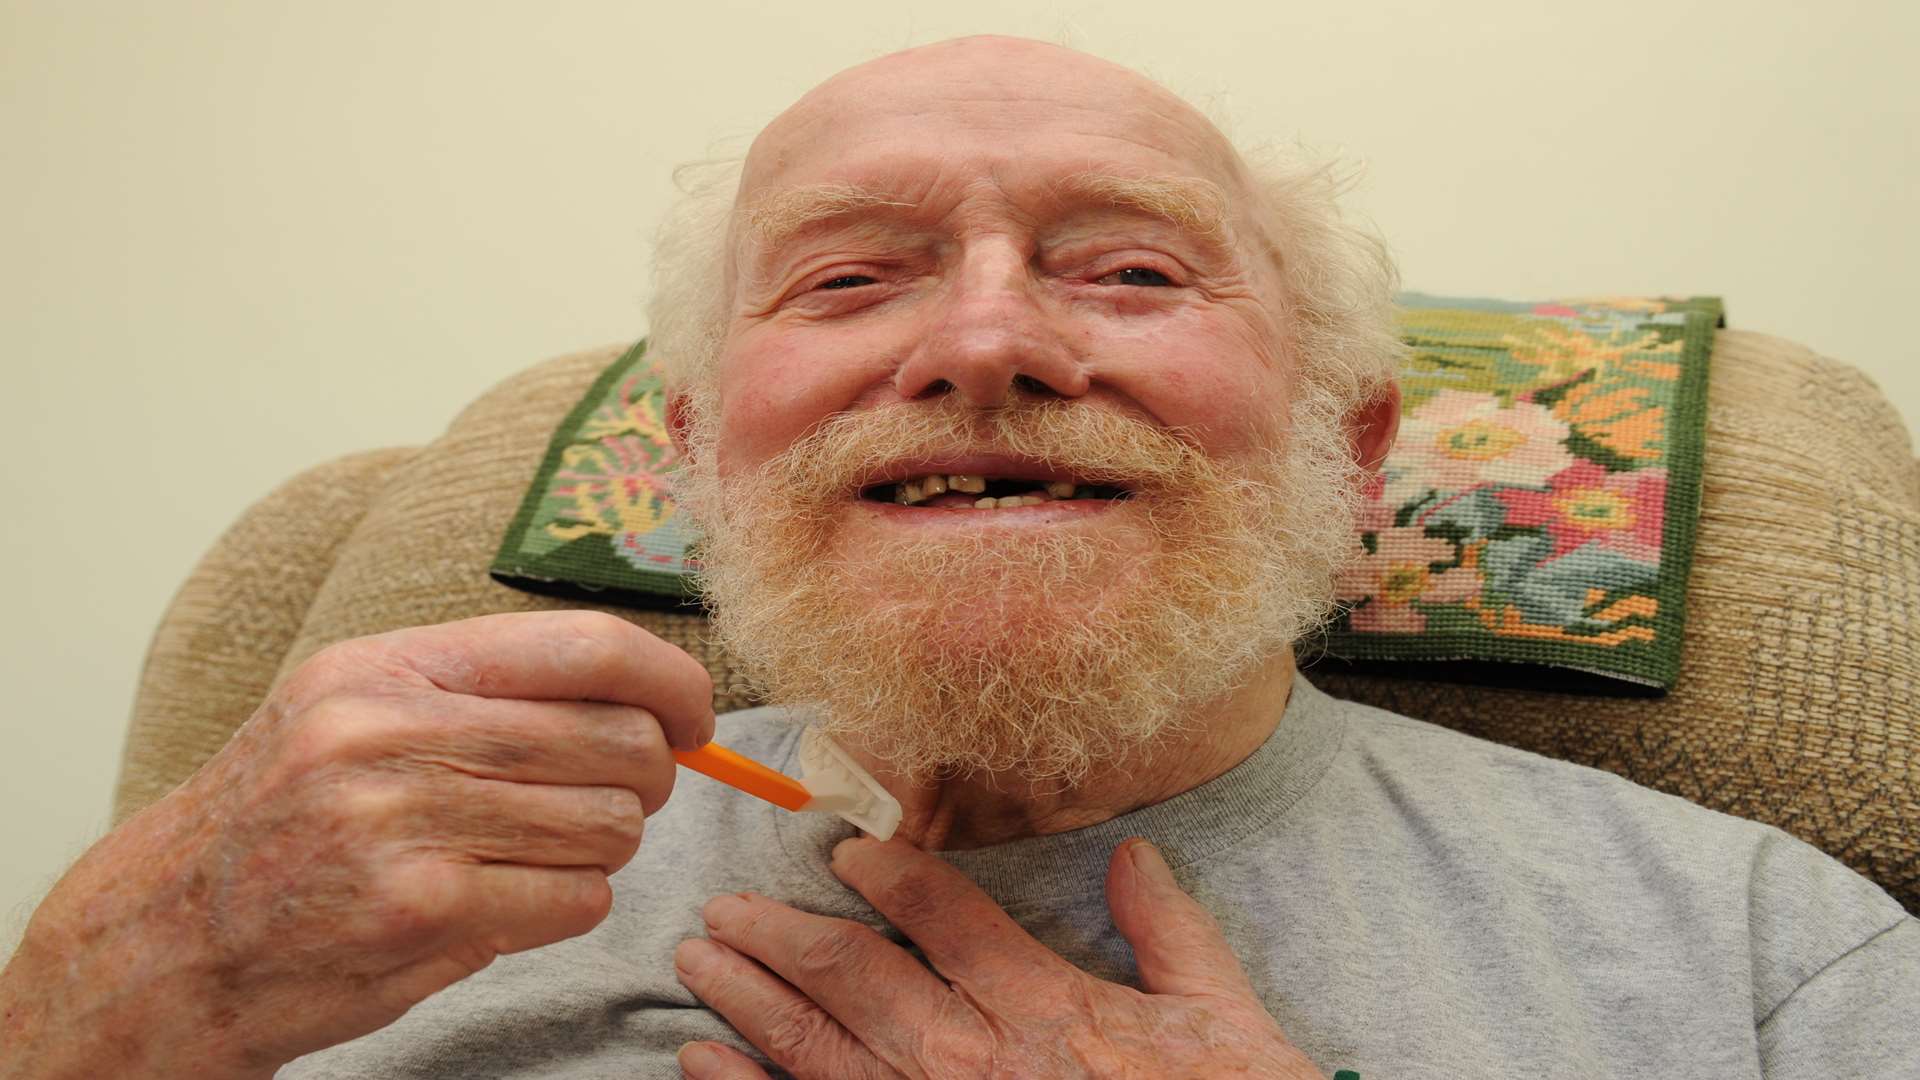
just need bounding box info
[1106,838,1259,1000]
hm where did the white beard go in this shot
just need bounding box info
[675,390,1360,785]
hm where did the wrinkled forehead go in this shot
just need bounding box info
[735,39,1257,229]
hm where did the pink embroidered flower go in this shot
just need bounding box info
[1338,526,1480,633]
[1385,390,1575,507]
[1495,462,1666,562]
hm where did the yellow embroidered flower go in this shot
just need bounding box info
[580,379,673,447]
[1501,323,1681,384]
[1554,486,1634,530]
[544,375,683,547]
[1435,418,1529,461]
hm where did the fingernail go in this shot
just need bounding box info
[678,1040,725,1077]
[700,892,749,930]
[697,712,716,749]
[675,937,722,977]
[1129,838,1171,881]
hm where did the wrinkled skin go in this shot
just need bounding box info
[0,612,713,1078]
[674,838,1324,1079]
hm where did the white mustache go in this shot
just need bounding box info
[742,397,1210,506]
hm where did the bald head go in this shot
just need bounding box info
[741,36,1254,201]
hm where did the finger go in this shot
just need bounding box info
[354,611,716,750]
[829,836,1061,989]
[698,892,957,1069]
[410,776,648,873]
[674,938,896,1080]
[457,863,614,956]
[368,860,614,960]
[1105,838,1258,1000]
[359,862,614,1011]
[677,1041,773,1080]
[376,695,679,814]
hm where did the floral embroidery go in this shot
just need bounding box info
[1327,294,1716,688]
[492,345,702,599]
[1338,527,1482,633]
[1383,390,1574,507]
[542,376,688,572]
[1495,461,1667,562]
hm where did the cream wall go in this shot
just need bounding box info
[3,0,1915,953]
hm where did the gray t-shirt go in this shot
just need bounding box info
[280,679,1919,1078]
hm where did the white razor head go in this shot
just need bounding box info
[799,727,902,841]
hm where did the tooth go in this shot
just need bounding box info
[1046,482,1075,499]
[900,481,924,505]
[1021,495,1048,506]
[921,475,948,496]
[974,497,997,509]
[950,475,986,494]
[995,496,1025,508]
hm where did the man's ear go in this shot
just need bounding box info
[1347,383,1401,477]
[666,390,695,457]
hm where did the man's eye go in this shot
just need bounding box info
[816,275,877,290]
[1098,267,1174,287]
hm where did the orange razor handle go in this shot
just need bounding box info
[674,743,814,811]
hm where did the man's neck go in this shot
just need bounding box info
[850,653,1298,851]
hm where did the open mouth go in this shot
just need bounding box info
[859,472,1132,509]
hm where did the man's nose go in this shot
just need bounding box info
[892,246,1090,406]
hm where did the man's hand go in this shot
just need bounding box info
[0,611,713,1080]
[673,837,1325,1079]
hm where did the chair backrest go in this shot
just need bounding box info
[118,333,1920,912]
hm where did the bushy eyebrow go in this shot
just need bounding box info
[743,184,915,258]
[740,173,1237,261]
[1049,172,1233,246]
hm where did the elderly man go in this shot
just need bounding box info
[3,35,1915,1080]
